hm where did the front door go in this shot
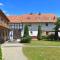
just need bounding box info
[13,29,21,39]
[9,31,13,41]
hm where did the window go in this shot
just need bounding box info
[30,28,32,34]
[15,23,19,29]
[19,24,23,30]
[15,24,18,29]
[28,24,31,26]
[31,31,33,34]
[9,24,14,29]
[12,24,14,29]
[46,23,48,26]
[0,17,3,24]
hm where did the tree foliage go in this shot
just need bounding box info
[55,17,60,40]
[23,25,29,37]
[21,25,31,43]
[37,25,42,40]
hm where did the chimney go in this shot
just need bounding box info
[30,12,33,15]
[38,13,41,15]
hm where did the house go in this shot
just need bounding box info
[0,10,9,43]
[8,13,57,39]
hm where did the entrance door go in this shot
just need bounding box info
[9,31,13,41]
[13,29,21,39]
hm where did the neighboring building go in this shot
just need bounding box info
[8,13,57,39]
[0,10,9,42]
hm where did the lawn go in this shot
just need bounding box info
[24,40,60,46]
[0,45,2,60]
[23,40,60,60]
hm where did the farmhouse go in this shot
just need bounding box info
[0,10,9,43]
[0,9,57,42]
[8,13,57,39]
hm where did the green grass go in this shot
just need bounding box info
[23,47,60,60]
[24,40,60,46]
[0,45,2,60]
[23,40,60,60]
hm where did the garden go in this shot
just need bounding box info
[23,41,60,60]
[22,18,60,60]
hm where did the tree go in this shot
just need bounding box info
[23,25,29,37]
[21,25,31,43]
[54,17,60,40]
[37,25,42,40]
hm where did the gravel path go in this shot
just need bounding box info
[1,43,27,60]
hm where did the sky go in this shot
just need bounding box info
[0,0,60,16]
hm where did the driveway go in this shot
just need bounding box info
[1,42,27,60]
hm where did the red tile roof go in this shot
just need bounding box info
[8,14,57,23]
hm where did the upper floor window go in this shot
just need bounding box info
[0,17,3,22]
[19,24,23,30]
[15,24,19,29]
[46,23,48,26]
[28,24,31,26]
[9,24,14,29]
[0,17,6,23]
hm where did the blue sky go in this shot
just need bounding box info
[0,0,60,16]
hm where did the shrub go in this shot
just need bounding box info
[37,25,42,40]
[23,25,29,37]
[47,34,55,41]
[21,25,31,43]
[42,36,48,40]
[20,36,32,43]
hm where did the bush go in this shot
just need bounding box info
[21,25,32,43]
[20,36,32,43]
[47,34,55,41]
[42,36,48,40]
[41,34,55,41]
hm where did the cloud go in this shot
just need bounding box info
[0,3,4,6]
